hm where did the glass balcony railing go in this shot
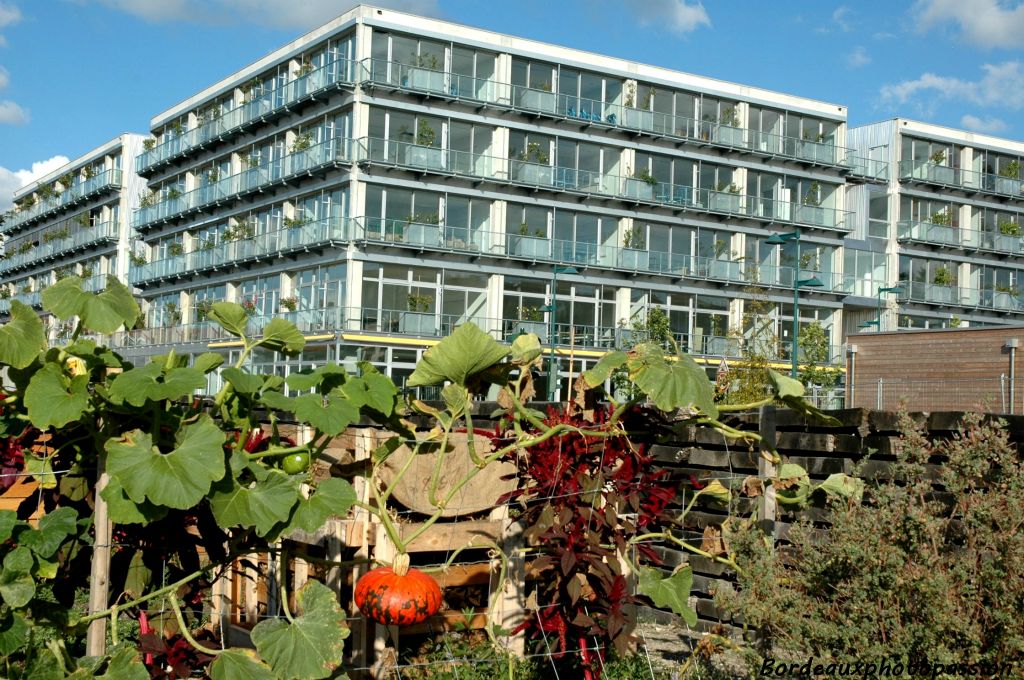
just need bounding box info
[847,156,889,182]
[4,170,122,233]
[0,291,42,314]
[355,137,852,232]
[0,221,120,274]
[896,220,1024,254]
[359,60,852,169]
[898,159,1024,200]
[352,217,845,292]
[136,58,357,173]
[132,139,354,229]
[129,216,350,285]
[898,280,1023,311]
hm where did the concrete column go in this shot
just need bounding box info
[615,286,633,329]
[345,259,364,331]
[486,273,504,336]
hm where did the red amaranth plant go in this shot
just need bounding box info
[496,406,676,679]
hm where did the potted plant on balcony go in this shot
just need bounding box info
[711,181,741,214]
[83,166,97,180]
[404,52,446,93]
[163,302,182,325]
[168,242,185,257]
[194,299,213,322]
[799,250,820,280]
[930,266,955,303]
[927,209,956,245]
[142,138,157,151]
[75,213,92,228]
[404,212,441,246]
[709,238,738,279]
[290,131,314,154]
[17,242,33,255]
[59,172,76,190]
[925,149,955,185]
[283,215,308,229]
[280,296,299,313]
[714,106,743,146]
[400,293,436,334]
[996,218,1022,252]
[794,181,827,226]
[511,221,550,258]
[993,283,1020,310]
[36,185,56,204]
[996,160,1021,195]
[618,225,649,270]
[129,252,147,267]
[404,119,445,170]
[511,142,552,185]
[518,79,556,114]
[515,305,547,337]
[622,82,656,132]
[624,168,657,201]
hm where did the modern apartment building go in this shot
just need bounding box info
[0,134,145,340]
[846,119,1024,334]
[69,4,868,398]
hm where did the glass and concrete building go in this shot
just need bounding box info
[78,4,862,397]
[847,119,1024,334]
[0,134,145,341]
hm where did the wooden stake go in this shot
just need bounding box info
[86,456,112,656]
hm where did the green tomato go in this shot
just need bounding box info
[281,453,310,475]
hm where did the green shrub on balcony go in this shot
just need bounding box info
[623,226,645,249]
[518,305,543,322]
[407,293,433,312]
[129,253,147,267]
[59,172,76,189]
[168,242,185,257]
[290,132,314,153]
[929,210,953,226]
[995,283,1019,296]
[284,216,308,229]
[803,181,823,206]
[933,267,954,286]
[280,296,298,312]
[1000,160,1021,179]
[632,169,658,186]
[80,265,94,278]
[930,149,947,165]
[17,242,33,255]
[416,119,437,147]
[516,142,549,164]
[83,166,96,180]
[142,138,156,151]
[998,219,1021,236]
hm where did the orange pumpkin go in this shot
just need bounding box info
[354,553,442,626]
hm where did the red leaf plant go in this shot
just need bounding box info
[495,406,676,679]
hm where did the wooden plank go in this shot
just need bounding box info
[398,519,505,553]
[85,462,112,656]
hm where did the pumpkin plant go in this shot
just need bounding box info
[0,279,850,679]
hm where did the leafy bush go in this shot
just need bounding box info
[717,412,1024,674]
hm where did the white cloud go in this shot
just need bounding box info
[846,46,871,68]
[0,99,27,124]
[880,61,1024,110]
[0,65,8,90]
[833,5,853,31]
[0,1,19,45]
[0,156,70,212]
[914,0,1024,48]
[628,0,712,34]
[961,113,1008,133]
[79,0,439,28]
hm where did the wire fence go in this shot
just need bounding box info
[848,376,1024,413]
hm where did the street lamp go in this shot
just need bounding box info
[876,286,903,331]
[541,266,578,401]
[765,230,824,378]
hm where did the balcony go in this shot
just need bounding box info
[897,220,1024,255]
[359,60,852,170]
[0,221,120,274]
[356,137,852,232]
[129,216,349,286]
[136,58,357,173]
[847,156,889,183]
[132,139,354,229]
[4,170,123,233]
[0,291,42,314]
[898,160,962,189]
[899,280,1024,312]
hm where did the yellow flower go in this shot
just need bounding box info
[65,356,87,377]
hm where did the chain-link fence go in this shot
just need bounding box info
[848,376,1024,413]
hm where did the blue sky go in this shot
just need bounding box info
[2,0,1023,208]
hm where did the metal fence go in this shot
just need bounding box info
[848,376,1024,414]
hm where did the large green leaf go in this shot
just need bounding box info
[510,332,543,365]
[627,344,717,418]
[209,302,249,338]
[0,511,17,543]
[209,649,277,680]
[290,393,360,436]
[19,507,77,558]
[193,352,225,374]
[108,363,206,406]
[0,547,35,607]
[95,646,150,680]
[774,463,811,507]
[407,322,509,387]
[25,363,91,429]
[42,276,140,334]
[340,373,396,416]
[250,580,349,680]
[100,478,168,526]
[767,370,841,426]
[637,565,697,626]
[288,478,357,534]
[220,367,265,397]
[285,364,347,392]
[816,473,865,503]
[209,467,300,536]
[581,351,628,388]
[0,609,28,655]
[0,301,46,369]
[257,318,306,355]
[105,415,226,510]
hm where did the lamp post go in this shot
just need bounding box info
[542,266,578,402]
[765,230,824,378]
[876,286,903,331]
